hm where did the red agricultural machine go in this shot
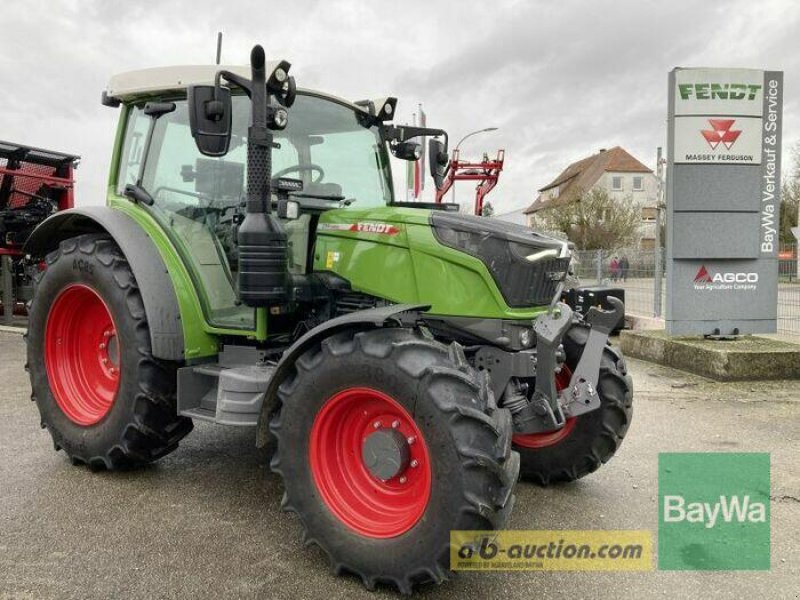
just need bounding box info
[0,141,79,323]
[434,148,504,216]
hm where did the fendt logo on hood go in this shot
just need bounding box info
[693,265,758,291]
[701,119,741,151]
[318,222,400,235]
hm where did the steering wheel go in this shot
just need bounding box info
[274,163,325,184]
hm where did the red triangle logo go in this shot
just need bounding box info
[694,265,712,283]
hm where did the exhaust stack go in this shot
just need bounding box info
[237,45,288,307]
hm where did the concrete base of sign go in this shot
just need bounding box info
[619,329,800,381]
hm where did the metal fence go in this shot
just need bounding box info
[573,242,800,337]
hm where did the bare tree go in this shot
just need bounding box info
[537,187,640,250]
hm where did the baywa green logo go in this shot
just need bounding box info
[659,453,770,570]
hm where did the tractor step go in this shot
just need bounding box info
[177,346,274,426]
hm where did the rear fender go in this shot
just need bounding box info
[24,206,184,361]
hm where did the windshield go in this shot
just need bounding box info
[118,92,394,208]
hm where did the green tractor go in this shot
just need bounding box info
[24,46,632,592]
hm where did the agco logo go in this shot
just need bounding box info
[701,119,741,151]
[694,265,758,289]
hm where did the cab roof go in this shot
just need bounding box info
[105,64,371,114]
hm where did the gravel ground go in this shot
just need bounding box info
[0,330,797,599]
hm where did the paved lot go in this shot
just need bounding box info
[0,330,798,599]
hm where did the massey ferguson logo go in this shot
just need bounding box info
[701,119,741,151]
[694,265,758,290]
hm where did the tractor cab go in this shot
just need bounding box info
[108,66,404,329]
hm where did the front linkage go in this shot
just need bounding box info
[475,297,624,438]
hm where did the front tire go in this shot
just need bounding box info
[26,234,193,469]
[270,328,518,593]
[513,323,633,485]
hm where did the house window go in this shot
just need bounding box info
[641,207,657,221]
[611,176,623,191]
[633,176,644,191]
[549,186,560,199]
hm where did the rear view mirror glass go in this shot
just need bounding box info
[429,138,448,189]
[188,85,232,157]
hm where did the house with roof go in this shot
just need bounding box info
[523,146,659,248]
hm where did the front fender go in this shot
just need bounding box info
[25,206,184,361]
[255,303,429,447]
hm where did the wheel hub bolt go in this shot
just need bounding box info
[373,421,381,429]
[102,358,108,364]
[99,343,106,350]
[407,436,416,445]
[399,476,407,484]
[391,420,400,429]
[410,459,419,468]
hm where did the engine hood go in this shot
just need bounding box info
[430,211,570,257]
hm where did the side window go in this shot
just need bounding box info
[143,107,216,207]
[611,176,623,191]
[132,101,255,330]
[117,106,150,193]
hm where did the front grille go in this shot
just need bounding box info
[431,212,570,308]
[496,254,569,307]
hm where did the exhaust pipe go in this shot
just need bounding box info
[237,45,288,307]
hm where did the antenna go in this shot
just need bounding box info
[215,32,223,65]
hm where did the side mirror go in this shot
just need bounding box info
[429,138,449,189]
[188,85,232,157]
[392,141,421,161]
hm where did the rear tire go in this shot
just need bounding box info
[270,328,518,593]
[513,323,633,485]
[26,234,193,469]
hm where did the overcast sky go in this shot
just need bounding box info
[1,0,798,214]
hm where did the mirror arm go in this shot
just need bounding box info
[216,70,253,98]
[382,125,447,145]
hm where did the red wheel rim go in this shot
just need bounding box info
[44,284,120,426]
[309,387,432,538]
[513,365,577,449]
